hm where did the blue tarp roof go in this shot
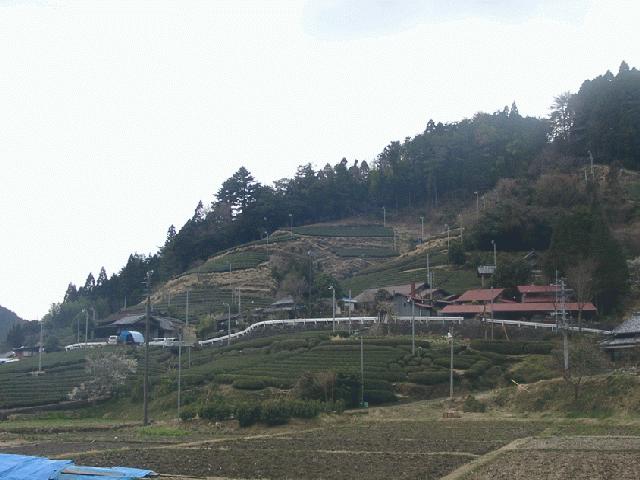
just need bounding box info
[0,453,155,479]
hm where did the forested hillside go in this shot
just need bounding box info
[41,62,640,341]
[0,305,24,347]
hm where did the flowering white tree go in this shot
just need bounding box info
[69,351,137,401]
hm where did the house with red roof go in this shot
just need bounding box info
[441,285,597,320]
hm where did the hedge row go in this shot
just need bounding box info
[470,340,554,355]
[181,398,330,427]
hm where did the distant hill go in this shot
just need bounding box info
[0,304,24,344]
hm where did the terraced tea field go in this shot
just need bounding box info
[293,224,394,237]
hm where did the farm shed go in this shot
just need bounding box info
[108,314,180,340]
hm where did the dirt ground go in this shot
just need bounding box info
[4,404,640,479]
[462,436,640,480]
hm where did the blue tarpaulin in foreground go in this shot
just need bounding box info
[0,453,156,479]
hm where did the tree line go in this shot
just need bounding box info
[50,62,637,329]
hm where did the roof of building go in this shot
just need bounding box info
[600,336,640,349]
[354,284,447,304]
[441,302,597,315]
[457,288,504,303]
[111,314,179,332]
[610,314,640,335]
[517,285,560,294]
[271,296,296,306]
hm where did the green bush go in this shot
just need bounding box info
[509,355,556,384]
[462,395,486,412]
[233,378,266,390]
[470,340,553,355]
[466,360,491,379]
[179,404,199,421]
[363,379,393,391]
[364,389,397,404]
[216,374,235,384]
[432,355,476,370]
[260,399,292,426]
[236,403,261,427]
[288,399,322,418]
[408,370,450,385]
[199,400,234,421]
[270,339,309,352]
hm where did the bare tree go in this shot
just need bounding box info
[554,336,608,402]
[567,260,596,330]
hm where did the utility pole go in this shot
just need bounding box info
[393,229,397,252]
[427,252,433,302]
[38,320,43,373]
[411,298,415,355]
[360,335,364,407]
[491,240,497,268]
[420,216,424,244]
[329,286,336,332]
[561,280,569,373]
[186,290,191,368]
[84,309,89,347]
[77,313,80,344]
[474,191,479,217]
[348,289,352,335]
[448,327,454,400]
[382,206,386,227]
[289,213,293,238]
[490,285,494,340]
[177,328,182,419]
[446,224,450,249]
[223,302,231,346]
[143,270,152,426]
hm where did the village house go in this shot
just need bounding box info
[441,286,597,320]
[600,313,640,361]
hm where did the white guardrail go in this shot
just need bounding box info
[61,316,611,351]
[198,315,610,346]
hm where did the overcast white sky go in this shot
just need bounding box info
[1,0,638,320]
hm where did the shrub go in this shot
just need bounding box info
[216,374,235,384]
[463,395,486,412]
[200,400,234,421]
[466,360,491,379]
[432,356,476,370]
[288,399,322,418]
[363,379,393,391]
[270,339,309,352]
[179,404,199,421]
[260,399,292,426]
[408,370,450,385]
[233,378,266,390]
[470,340,553,355]
[364,390,397,404]
[236,403,261,427]
[509,355,556,384]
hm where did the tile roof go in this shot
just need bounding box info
[457,289,504,302]
[611,314,640,335]
[441,302,597,314]
[517,285,560,294]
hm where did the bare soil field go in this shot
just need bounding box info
[4,403,640,479]
[462,435,640,480]
[33,418,544,479]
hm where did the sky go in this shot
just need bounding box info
[1,0,638,320]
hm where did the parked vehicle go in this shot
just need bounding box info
[107,335,118,345]
[117,330,144,345]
